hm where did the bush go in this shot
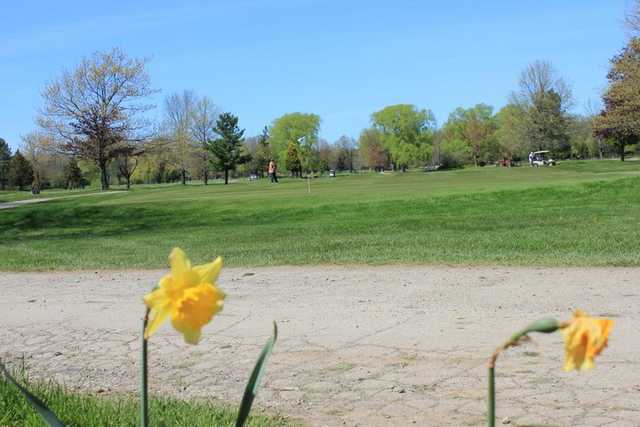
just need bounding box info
[439,139,471,170]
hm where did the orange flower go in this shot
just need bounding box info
[562,310,614,371]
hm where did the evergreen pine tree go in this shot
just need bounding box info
[206,113,249,185]
[0,138,11,190]
[8,150,33,191]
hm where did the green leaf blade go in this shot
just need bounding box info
[235,321,278,427]
[0,359,66,427]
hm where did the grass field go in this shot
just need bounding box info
[0,372,293,427]
[1,160,640,270]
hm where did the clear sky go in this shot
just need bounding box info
[0,0,632,150]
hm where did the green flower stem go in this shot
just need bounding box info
[486,318,560,427]
[488,366,495,427]
[141,308,150,427]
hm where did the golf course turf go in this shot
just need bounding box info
[1,160,639,271]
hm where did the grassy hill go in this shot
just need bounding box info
[1,160,639,270]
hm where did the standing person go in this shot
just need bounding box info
[268,159,279,183]
[528,152,534,167]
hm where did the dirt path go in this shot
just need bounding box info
[0,191,124,209]
[1,266,639,426]
[0,198,57,209]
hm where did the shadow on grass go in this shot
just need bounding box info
[2,177,639,241]
[1,177,639,268]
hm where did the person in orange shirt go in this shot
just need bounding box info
[268,159,278,183]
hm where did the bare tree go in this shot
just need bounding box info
[585,99,606,160]
[21,131,55,194]
[512,60,573,110]
[335,135,357,172]
[511,60,573,155]
[164,91,197,185]
[191,96,219,184]
[115,144,143,190]
[626,0,640,34]
[38,48,155,190]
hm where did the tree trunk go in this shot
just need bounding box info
[620,143,625,161]
[181,169,187,185]
[203,169,208,185]
[126,175,131,190]
[31,172,41,195]
[224,168,229,185]
[99,161,109,191]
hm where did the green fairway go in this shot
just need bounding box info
[1,160,639,270]
[0,372,294,427]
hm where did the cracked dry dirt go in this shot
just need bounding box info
[1,266,639,426]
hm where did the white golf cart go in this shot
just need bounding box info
[532,150,556,167]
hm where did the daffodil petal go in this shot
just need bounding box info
[169,247,191,278]
[171,316,203,345]
[580,358,594,371]
[143,287,166,308]
[562,310,614,372]
[182,328,202,345]
[144,304,172,339]
[193,257,223,284]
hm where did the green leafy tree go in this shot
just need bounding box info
[440,138,472,169]
[371,104,435,171]
[568,115,599,159]
[0,138,11,190]
[285,142,302,177]
[443,104,496,166]
[206,113,249,184]
[526,90,571,157]
[63,157,85,189]
[495,104,528,160]
[358,128,387,171]
[8,150,33,191]
[269,113,320,174]
[593,38,640,161]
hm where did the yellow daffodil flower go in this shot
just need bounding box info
[144,248,225,344]
[562,310,614,371]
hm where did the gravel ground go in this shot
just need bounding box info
[1,266,639,426]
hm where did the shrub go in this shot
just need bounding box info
[440,139,471,169]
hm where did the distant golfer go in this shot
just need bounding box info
[528,152,534,166]
[268,160,279,183]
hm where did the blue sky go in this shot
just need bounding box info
[0,0,632,150]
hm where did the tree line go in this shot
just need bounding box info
[2,6,640,192]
